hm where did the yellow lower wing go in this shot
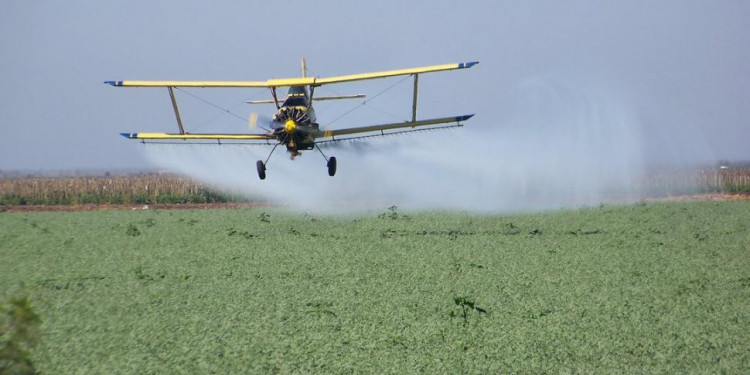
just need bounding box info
[315,115,474,139]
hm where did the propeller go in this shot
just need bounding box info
[248,112,273,132]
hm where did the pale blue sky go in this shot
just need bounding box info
[1,0,749,171]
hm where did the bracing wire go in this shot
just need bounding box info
[174,87,248,122]
[325,74,413,126]
[171,67,414,133]
[174,88,270,132]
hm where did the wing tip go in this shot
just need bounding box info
[458,61,479,69]
[105,80,122,86]
[456,114,475,122]
[120,132,136,139]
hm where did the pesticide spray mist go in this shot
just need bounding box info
[144,76,645,213]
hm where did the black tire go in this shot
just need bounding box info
[327,157,337,177]
[256,160,266,180]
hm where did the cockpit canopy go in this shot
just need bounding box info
[282,86,308,107]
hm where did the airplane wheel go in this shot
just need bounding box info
[327,157,337,177]
[256,160,266,180]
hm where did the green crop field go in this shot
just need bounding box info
[1,202,749,373]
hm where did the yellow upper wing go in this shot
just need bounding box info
[313,61,478,85]
[105,61,478,88]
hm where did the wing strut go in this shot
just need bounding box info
[167,87,185,134]
[270,87,280,110]
[411,74,419,122]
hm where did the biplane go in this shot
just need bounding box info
[106,59,477,180]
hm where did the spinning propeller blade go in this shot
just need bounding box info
[248,112,274,132]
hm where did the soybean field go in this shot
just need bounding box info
[1,202,749,373]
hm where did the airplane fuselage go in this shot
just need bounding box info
[269,85,318,157]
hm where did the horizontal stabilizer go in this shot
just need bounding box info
[247,94,366,104]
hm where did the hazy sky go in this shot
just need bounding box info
[1,0,749,172]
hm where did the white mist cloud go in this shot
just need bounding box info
[144,73,646,214]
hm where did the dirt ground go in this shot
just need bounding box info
[0,202,270,213]
[643,193,750,202]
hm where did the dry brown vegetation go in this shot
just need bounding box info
[640,167,750,196]
[0,169,748,208]
[0,174,253,206]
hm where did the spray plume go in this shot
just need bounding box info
[144,76,645,214]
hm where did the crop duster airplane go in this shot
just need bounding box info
[106,59,478,180]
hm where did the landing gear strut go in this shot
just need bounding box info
[256,143,280,180]
[256,143,336,179]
